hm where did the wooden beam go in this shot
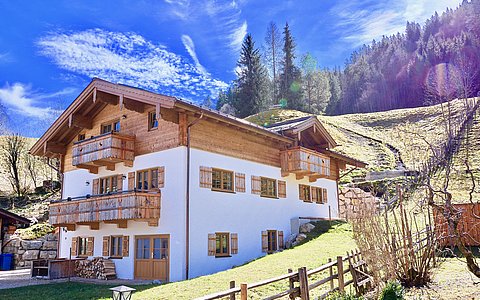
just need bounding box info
[156,103,161,120]
[76,164,99,174]
[103,162,116,171]
[147,218,158,227]
[56,223,76,231]
[77,222,100,230]
[179,112,187,146]
[92,87,97,103]
[68,114,93,129]
[123,97,145,113]
[119,94,124,110]
[44,141,66,155]
[96,91,119,105]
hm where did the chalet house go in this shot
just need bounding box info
[31,78,366,282]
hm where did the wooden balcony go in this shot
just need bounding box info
[280,147,331,181]
[49,191,161,230]
[72,132,135,173]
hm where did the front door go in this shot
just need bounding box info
[134,235,169,281]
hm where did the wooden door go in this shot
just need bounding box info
[134,235,169,281]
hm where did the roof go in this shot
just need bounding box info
[0,208,30,225]
[321,149,368,168]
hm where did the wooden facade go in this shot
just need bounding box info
[433,203,480,247]
[49,192,161,230]
[280,146,331,181]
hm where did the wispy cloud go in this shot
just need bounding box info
[181,34,207,74]
[0,82,67,118]
[0,52,13,63]
[331,0,463,46]
[37,29,228,99]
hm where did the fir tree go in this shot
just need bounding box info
[279,22,303,110]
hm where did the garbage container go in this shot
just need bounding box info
[0,253,13,271]
[0,254,3,270]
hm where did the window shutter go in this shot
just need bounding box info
[71,237,78,256]
[312,187,318,203]
[92,179,99,195]
[200,166,212,188]
[299,185,305,201]
[278,180,286,198]
[128,172,135,190]
[86,237,94,256]
[102,236,110,256]
[323,188,328,203]
[122,236,129,257]
[231,233,238,255]
[261,231,268,252]
[251,176,261,195]
[278,231,284,250]
[158,166,165,188]
[208,233,216,256]
[235,173,246,193]
[117,175,123,192]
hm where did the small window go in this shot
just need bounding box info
[99,175,118,194]
[212,169,234,192]
[300,184,311,202]
[267,230,278,253]
[101,119,120,134]
[78,237,88,256]
[110,236,123,257]
[78,133,86,141]
[312,187,322,203]
[261,177,277,198]
[215,232,230,257]
[136,168,159,191]
[148,111,158,130]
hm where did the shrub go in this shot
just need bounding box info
[17,223,55,240]
[379,281,403,300]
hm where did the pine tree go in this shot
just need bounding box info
[233,34,269,118]
[264,21,282,104]
[279,22,303,110]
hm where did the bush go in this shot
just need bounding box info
[379,281,403,300]
[17,223,55,240]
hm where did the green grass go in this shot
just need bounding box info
[0,222,355,300]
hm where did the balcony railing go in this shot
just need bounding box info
[280,147,330,180]
[49,190,160,230]
[72,132,135,171]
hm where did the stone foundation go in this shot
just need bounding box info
[2,232,58,268]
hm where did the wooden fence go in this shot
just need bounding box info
[195,250,365,300]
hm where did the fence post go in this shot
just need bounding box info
[298,267,310,300]
[328,258,334,290]
[288,268,294,290]
[229,280,236,300]
[240,283,248,300]
[337,256,345,292]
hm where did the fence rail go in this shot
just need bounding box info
[195,251,363,300]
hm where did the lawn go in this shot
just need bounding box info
[0,222,356,300]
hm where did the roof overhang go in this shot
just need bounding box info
[0,208,30,225]
[321,149,368,168]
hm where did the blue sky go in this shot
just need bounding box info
[0,0,462,137]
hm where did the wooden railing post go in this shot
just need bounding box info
[240,283,247,300]
[229,280,236,300]
[337,256,345,292]
[298,267,310,300]
[328,258,334,290]
[288,268,294,290]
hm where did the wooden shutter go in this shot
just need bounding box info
[158,166,165,188]
[312,187,318,203]
[251,176,261,195]
[116,175,123,192]
[122,236,129,257]
[102,236,111,256]
[86,237,94,256]
[231,233,238,254]
[299,185,305,201]
[235,173,246,193]
[261,231,268,252]
[200,166,212,188]
[278,231,284,250]
[323,188,328,203]
[208,233,216,256]
[71,237,78,256]
[128,172,135,190]
[278,180,286,198]
[92,179,99,195]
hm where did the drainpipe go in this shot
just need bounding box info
[186,112,203,280]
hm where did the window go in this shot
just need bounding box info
[267,230,278,253]
[99,175,118,194]
[101,120,120,134]
[136,168,159,191]
[78,237,88,256]
[312,187,322,203]
[299,184,311,202]
[110,236,123,257]
[261,177,277,198]
[212,168,234,192]
[78,133,86,141]
[215,232,230,257]
[148,111,158,130]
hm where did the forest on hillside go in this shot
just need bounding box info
[214,0,480,117]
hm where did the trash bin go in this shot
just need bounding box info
[0,253,13,271]
[0,254,3,270]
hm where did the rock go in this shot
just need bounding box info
[22,250,40,260]
[45,233,57,241]
[18,261,25,267]
[18,249,25,255]
[39,251,49,259]
[299,223,315,233]
[42,241,57,250]
[292,234,307,246]
[285,234,297,249]
[152,280,162,284]
[24,261,32,267]
[22,240,43,250]
[47,251,57,259]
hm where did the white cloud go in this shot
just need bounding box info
[0,52,13,63]
[181,34,207,74]
[230,21,248,49]
[0,83,65,118]
[37,29,228,99]
[331,0,463,46]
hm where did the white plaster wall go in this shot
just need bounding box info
[188,148,338,278]
[60,147,187,281]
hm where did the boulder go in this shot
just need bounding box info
[45,233,57,241]
[39,251,56,259]
[22,250,40,260]
[18,249,25,255]
[285,234,297,249]
[294,233,307,245]
[41,241,57,250]
[47,251,57,259]
[22,240,43,250]
[299,223,315,233]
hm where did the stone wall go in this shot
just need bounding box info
[2,232,58,268]
[338,187,379,220]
